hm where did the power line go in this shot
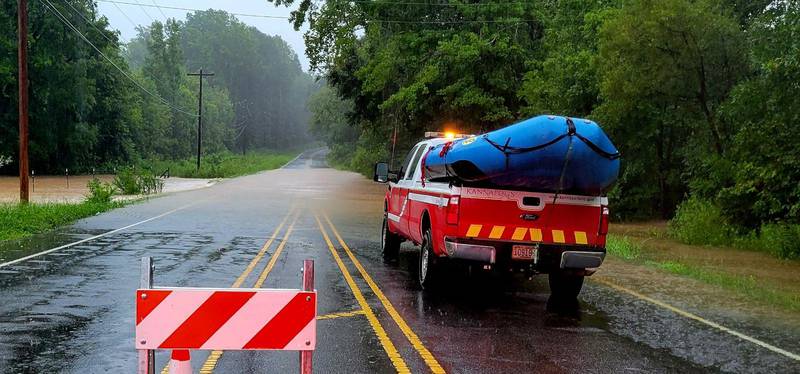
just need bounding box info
[97,0,290,19]
[131,0,156,23]
[150,0,168,21]
[40,0,197,116]
[62,0,118,45]
[368,18,536,24]
[352,0,536,6]
[99,0,534,25]
[109,0,139,29]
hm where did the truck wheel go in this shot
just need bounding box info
[548,272,584,300]
[418,226,437,289]
[381,215,401,262]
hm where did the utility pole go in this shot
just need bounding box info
[187,69,214,171]
[18,0,29,202]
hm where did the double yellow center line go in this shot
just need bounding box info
[315,211,446,374]
[160,205,445,373]
[197,206,301,374]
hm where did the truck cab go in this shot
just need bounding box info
[374,135,609,298]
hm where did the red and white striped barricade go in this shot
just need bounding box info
[136,258,316,374]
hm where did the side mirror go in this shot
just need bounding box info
[374,162,390,183]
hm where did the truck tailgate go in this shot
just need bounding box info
[457,187,604,246]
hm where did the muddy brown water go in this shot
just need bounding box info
[0,175,116,203]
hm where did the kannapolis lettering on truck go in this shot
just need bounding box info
[460,187,606,207]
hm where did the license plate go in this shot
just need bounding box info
[511,245,537,261]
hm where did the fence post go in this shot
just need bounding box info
[138,257,155,374]
[300,259,314,374]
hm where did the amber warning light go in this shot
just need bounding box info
[424,131,473,139]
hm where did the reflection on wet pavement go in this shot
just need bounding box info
[0,148,797,373]
[0,232,259,373]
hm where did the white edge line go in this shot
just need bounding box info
[0,203,195,269]
[596,278,800,362]
[280,152,305,169]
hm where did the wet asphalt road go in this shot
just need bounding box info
[0,149,797,373]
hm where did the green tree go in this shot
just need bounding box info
[270,0,546,173]
[712,1,800,227]
[0,0,141,173]
[177,10,313,153]
[594,0,748,218]
[520,0,619,117]
[308,84,356,165]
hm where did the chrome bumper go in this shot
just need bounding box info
[560,251,605,269]
[444,240,496,264]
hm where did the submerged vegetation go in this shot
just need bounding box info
[0,149,296,244]
[144,151,299,179]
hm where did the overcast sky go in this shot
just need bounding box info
[96,0,310,71]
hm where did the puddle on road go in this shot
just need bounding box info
[0,229,101,265]
[5,311,98,373]
[347,236,800,372]
[0,232,267,372]
[357,238,613,335]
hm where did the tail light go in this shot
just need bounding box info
[597,205,609,247]
[446,196,460,225]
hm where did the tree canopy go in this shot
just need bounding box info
[1,1,315,174]
[293,0,796,231]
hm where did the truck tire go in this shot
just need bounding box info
[381,215,401,262]
[548,272,584,300]
[418,226,437,289]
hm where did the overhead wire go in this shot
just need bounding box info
[367,18,536,24]
[131,0,156,23]
[351,0,536,5]
[109,0,139,29]
[97,0,289,19]
[41,0,198,117]
[97,0,535,24]
[150,0,169,21]
[62,0,118,45]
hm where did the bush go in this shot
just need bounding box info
[757,224,800,260]
[669,197,732,246]
[144,151,296,179]
[113,167,163,195]
[86,178,116,203]
[114,167,141,194]
[137,172,163,194]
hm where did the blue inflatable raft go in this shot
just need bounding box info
[423,115,620,195]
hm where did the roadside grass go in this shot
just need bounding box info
[606,235,641,260]
[145,150,299,179]
[0,201,123,242]
[650,260,800,312]
[669,197,800,260]
[605,233,800,312]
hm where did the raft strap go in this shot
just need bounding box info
[483,117,621,160]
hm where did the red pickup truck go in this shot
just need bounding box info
[374,135,609,299]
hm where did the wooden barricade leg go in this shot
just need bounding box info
[300,259,314,374]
